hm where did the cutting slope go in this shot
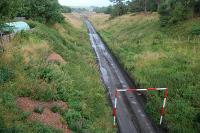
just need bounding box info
[0,17,115,132]
[89,13,200,133]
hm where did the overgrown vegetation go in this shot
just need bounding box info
[61,6,72,13]
[158,0,200,26]
[0,0,64,25]
[0,17,115,132]
[93,6,113,14]
[96,0,200,25]
[34,106,44,114]
[89,13,200,133]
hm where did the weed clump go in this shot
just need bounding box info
[50,105,61,113]
[34,106,44,114]
[0,66,13,84]
[191,24,200,35]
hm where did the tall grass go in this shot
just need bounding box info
[89,13,200,132]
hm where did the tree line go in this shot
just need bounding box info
[94,0,200,26]
[0,0,71,24]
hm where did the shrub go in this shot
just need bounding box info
[17,112,31,121]
[0,66,12,84]
[63,110,86,132]
[50,105,61,113]
[18,88,32,97]
[33,88,56,102]
[194,112,200,131]
[39,67,54,83]
[158,0,195,26]
[21,0,64,24]
[0,116,5,130]
[34,106,44,114]
[27,21,37,29]
[1,92,15,108]
[18,31,30,40]
[191,24,200,35]
[61,6,71,13]
[31,122,62,133]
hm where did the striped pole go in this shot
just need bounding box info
[117,88,167,92]
[113,90,118,126]
[160,88,168,125]
[113,88,168,126]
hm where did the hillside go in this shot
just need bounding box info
[89,13,200,132]
[0,16,115,132]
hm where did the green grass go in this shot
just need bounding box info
[90,13,200,133]
[0,19,115,132]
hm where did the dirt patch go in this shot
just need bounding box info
[47,52,66,64]
[16,97,70,133]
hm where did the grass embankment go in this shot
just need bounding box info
[0,15,115,132]
[89,13,200,133]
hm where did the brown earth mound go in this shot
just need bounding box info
[47,52,65,64]
[16,97,70,133]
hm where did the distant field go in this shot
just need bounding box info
[63,13,83,29]
[89,13,200,132]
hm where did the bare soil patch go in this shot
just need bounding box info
[16,97,70,133]
[47,52,65,64]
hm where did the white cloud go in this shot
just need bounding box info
[58,0,112,7]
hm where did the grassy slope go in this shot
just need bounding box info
[89,13,200,133]
[0,17,115,132]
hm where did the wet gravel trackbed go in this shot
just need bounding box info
[84,19,159,133]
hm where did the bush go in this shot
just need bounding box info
[31,122,62,133]
[63,110,86,132]
[1,92,15,108]
[17,112,31,121]
[0,116,5,130]
[27,21,37,29]
[191,24,200,35]
[158,0,196,26]
[33,88,56,101]
[50,105,61,113]
[19,0,64,24]
[111,2,127,17]
[0,66,12,84]
[61,6,71,13]
[34,106,44,114]
[39,67,54,83]
[18,88,32,97]
[194,112,200,131]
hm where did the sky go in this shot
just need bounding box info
[58,0,112,7]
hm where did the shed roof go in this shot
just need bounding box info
[2,21,30,33]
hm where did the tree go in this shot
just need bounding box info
[158,0,200,26]
[156,0,161,10]
[127,0,164,13]
[144,0,147,13]
[61,6,72,13]
[127,0,143,12]
[17,0,64,24]
[0,0,22,22]
[110,0,127,17]
[103,6,113,14]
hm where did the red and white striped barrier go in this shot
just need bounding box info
[113,88,168,126]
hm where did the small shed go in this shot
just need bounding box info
[2,21,30,33]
